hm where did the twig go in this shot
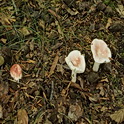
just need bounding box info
[63,80,82,91]
[65,81,72,91]
[50,81,54,100]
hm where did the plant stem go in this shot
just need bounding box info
[11,0,18,15]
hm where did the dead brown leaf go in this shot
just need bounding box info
[21,60,36,64]
[44,119,52,124]
[101,106,108,112]
[26,60,36,64]
[48,9,60,19]
[121,77,124,85]
[78,76,84,89]
[17,109,28,124]
[110,108,124,123]
[62,4,78,15]
[38,19,45,29]
[68,103,83,121]
[63,81,82,91]
[51,42,63,50]
[0,56,5,66]
[29,41,34,51]
[48,53,59,77]
[0,38,7,44]
[0,82,8,97]
[116,4,124,18]
[0,12,16,25]
[20,27,31,36]
[0,105,3,118]
[56,64,64,75]
[88,96,98,102]
[55,21,63,36]
[106,18,112,30]
[96,83,105,96]
[100,78,109,83]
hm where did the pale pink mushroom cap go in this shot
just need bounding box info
[65,50,86,82]
[91,39,111,63]
[65,50,86,73]
[10,64,22,81]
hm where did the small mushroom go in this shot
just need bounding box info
[65,50,86,83]
[91,39,112,72]
[10,64,22,83]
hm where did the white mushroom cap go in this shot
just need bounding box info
[65,50,86,82]
[65,50,86,73]
[91,39,111,63]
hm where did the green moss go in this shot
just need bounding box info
[103,0,116,8]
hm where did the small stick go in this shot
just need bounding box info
[65,81,72,91]
[63,80,82,91]
[50,81,54,100]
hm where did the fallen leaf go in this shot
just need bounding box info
[0,12,16,24]
[88,96,98,102]
[0,38,7,44]
[58,105,66,123]
[20,27,31,36]
[68,104,83,121]
[110,108,124,123]
[0,12,16,30]
[56,64,64,75]
[48,53,59,77]
[78,76,84,89]
[76,119,86,124]
[63,81,82,91]
[106,18,112,29]
[26,60,36,64]
[84,92,98,102]
[44,119,52,124]
[96,83,105,96]
[21,60,36,64]
[29,41,34,51]
[121,77,124,85]
[0,82,8,98]
[55,21,63,36]
[100,78,109,83]
[17,109,28,124]
[116,5,124,18]
[51,42,63,50]
[62,4,78,15]
[0,105,3,118]
[101,106,108,112]
[38,19,45,29]
[61,89,66,96]
[0,56,4,66]
[48,9,60,19]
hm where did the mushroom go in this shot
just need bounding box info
[91,39,112,72]
[10,64,22,83]
[65,50,86,83]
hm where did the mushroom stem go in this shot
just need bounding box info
[71,70,77,83]
[17,80,19,83]
[93,62,100,72]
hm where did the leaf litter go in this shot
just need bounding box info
[0,0,124,123]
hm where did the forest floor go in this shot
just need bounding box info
[0,0,124,124]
